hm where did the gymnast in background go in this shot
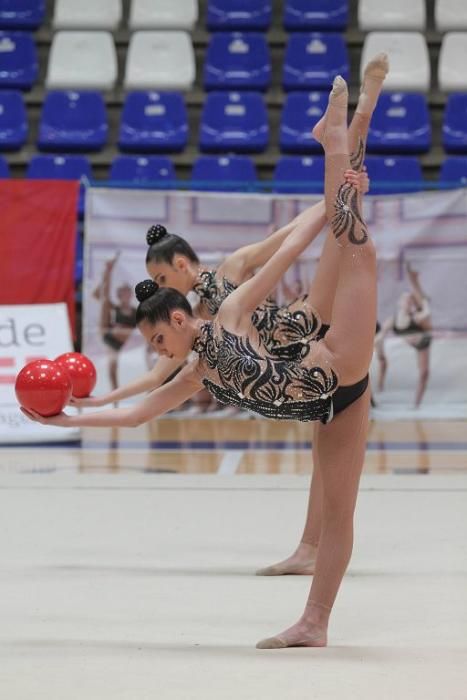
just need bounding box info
[94,253,137,396]
[375,262,432,408]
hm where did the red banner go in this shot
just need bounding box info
[0,180,78,333]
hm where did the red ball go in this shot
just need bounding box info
[15,360,72,417]
[54,352,97,398]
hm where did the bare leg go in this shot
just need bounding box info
[257,388,370,648]
[257,61,388,579]
[256,435,321,576]
[414,347,430,408]
[257,77,376,648]
[306,53,388,326]
[108,353,118,393]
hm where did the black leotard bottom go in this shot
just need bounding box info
[103,331,125,352]
[322,374,369,424]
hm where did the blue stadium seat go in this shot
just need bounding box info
[0,154,10,176]
[38,91,108,152]
[27,154,92,216]
[206,0,272,31]
[0,1,45,30]
[0,31,38,89]
[439,157,467,187]
[191,155,257,191]
[272,156,325,193]
[109,156,177,185]
[443,93,467,153]
[367,93,431,154]
[284,0,349,31]
[119,91,188,153]
[199,91,269,153]
[283,33,349,91]
[204,32,271,91]
[0,91,27,150]
[365,156,423,194]
[279,91,326,153]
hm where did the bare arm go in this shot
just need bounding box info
[222,170,368,281]
[222,202,326,281]
[23,362,204,429]
[406,263,428,308]
[219,203,328,329]
[70,354,185,407]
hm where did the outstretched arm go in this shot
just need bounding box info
[222,171,369,281]
[223,203,325,280]
[221,170,364,328]
[23,362,203,429]
[70,354,185,408]
[406,263,428,308]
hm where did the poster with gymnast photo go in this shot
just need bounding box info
[83,186,467,419]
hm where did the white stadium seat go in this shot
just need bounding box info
[438,32,467,91]
[361,32,430,92]
[46,32,118,91]
[129,0,198,31]
[435,0,467,32]
[124,31,195,91]
[53,0,122,30]
[358,0,426,30]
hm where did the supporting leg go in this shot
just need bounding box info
[415,347,430,408]
[257,387,370,648]
[256,432,321,576]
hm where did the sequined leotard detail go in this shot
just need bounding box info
[193,322,338,423]
[192,270,329,361]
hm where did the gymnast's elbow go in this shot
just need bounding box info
[125,408,152,428]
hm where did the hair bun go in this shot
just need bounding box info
[146,224,168,246]
[135,279,159,303]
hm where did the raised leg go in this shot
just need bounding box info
[306,53,388,324]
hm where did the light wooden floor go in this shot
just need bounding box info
[1,418,465,476]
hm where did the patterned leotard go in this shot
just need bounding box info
[193,321,339,423]
[192,269,330,362]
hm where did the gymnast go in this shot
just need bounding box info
[23,67,384,648]
[375,263,432,408]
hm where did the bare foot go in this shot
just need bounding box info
[256,618,327,649]
[256,542,317,576]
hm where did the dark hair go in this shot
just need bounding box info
[135,279,193,326]
[145,224,199,267]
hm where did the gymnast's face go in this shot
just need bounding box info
[138,313,193,360]
[146,256,193,296]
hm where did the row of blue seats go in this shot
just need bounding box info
[1,89,467,155]
[0,1,348,32]
[0,30,351,92]
[2,154,467,194]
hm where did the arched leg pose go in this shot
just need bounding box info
[376,262,432,409]
[23,76,379,649]
[256,75,377,648]
[256,52,388,577]
[95,255,137,397]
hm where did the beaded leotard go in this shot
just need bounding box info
[193,321,339,423]
[192,269,330,362]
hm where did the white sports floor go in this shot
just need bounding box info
[0,469,466,700]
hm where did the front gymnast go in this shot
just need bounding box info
[24,74,380,649]
[70,53,388,579]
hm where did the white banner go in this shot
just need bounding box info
[84,187,467,419]
[0,304,79,443]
